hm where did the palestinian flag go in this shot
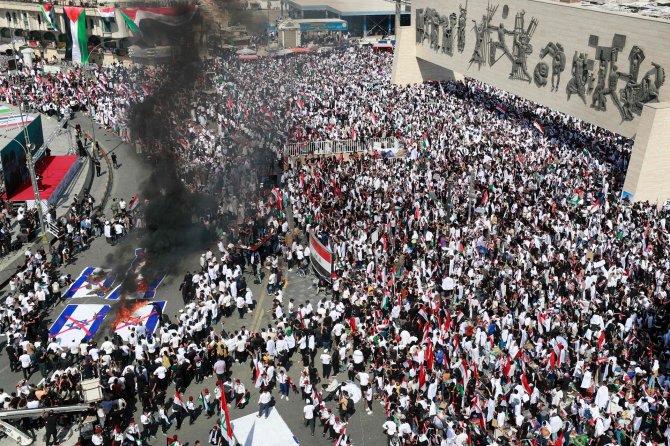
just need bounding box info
[64,7,88,64]
[219,384,235,445]
[40,3,58,31]
[197,392,209,413]
[168,435,179,446]
[120,5,197,32]
[421,132,429,149]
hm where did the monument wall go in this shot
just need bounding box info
[412,0,669,138]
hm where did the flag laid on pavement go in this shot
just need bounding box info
[120,5,197,32]
[64,7,89,64]
[49,304,110,345]
[113,301,166,341]
[63,267,117,299]
[40,3,58,30]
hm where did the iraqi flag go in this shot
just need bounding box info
[219,384,235,445]
[120,4,197,32]
[173,391,185,408]
[97,7,115,19]
[49,304,110,345]
[495,103,507,115]
[40,3,58,31]
[64,7,89,64]
[521,372,533,395]
[597,331,606,351]
[97,7,116,32]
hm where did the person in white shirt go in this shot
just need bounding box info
[382,417,397,442]
[303,399,316,436]
[257,389,272,418]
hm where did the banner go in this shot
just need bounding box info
[309,231,333,283]
[49,304,110,345]
[64,6,88,64]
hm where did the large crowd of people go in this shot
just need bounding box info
[0,33,668,446]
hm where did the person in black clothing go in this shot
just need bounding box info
[43,410,58,446]
[94,159,101,177]
[5,344,19,372]
[111,152,119,169]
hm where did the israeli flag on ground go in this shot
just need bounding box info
[106,248,166,300]
[63,267,117,299]
[49,304,110,345]
[113,301,166,341]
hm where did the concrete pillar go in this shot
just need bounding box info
[622,102,670,204]
[391,26,463,85]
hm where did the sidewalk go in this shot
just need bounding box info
[0,116,124,286]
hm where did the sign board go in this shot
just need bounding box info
[299,21,348,32]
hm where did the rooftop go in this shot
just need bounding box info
[581,0,670,19]
[286,0,410,16]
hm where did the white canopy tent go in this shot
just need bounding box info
[231,409,300,446]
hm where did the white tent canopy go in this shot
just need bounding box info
[236,48,256,55]
[231,409,300,446]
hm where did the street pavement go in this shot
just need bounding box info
[0,119,388,445]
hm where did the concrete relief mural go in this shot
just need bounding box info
[443,13,457,56]
[415,0,666,127]
[538,42,566,92]
[457,4,467,53]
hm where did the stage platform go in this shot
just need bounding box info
[7,155,81,205]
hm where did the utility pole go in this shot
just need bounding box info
[395,0,401,32]
[467,166,476,224]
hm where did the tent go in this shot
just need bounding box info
[236,48,256,55]
[231,409,300,446]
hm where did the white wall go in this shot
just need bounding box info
[413,0,670,137]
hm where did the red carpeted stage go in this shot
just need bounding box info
[7,155,79,202]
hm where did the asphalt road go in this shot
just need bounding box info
[0,121,388,445]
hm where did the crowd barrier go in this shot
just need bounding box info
[283,137,398,157]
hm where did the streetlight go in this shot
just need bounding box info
[5,24,48,244]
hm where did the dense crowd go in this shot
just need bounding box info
[0,38,669,446]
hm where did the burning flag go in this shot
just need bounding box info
[113,301,166,341]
